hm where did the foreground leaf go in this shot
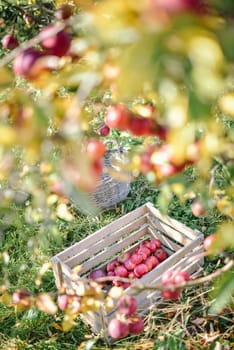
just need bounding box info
[209,269,234,315]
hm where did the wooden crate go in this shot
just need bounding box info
[52,202,204,338]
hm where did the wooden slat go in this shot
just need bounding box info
[147,214,192,246]
[148,224,183,252]
[78,225,149,274]
[64,216,147,266]
[51,257,64,289]
[56,204,148,261]
[146,202,202,240]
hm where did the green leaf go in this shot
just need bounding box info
[209,269,234,315]
[188,91,211,120]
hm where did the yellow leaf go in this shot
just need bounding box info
[0,67,13,88]
[0,125,16,147]
[62,314,76,332]
[51,322,63,331]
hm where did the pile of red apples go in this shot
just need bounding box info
[89,238,168,289]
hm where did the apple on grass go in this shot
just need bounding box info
[108,318,129,339]
[117,295,138,316]
[128,316,144,334]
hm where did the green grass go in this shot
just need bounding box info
[0,176,233,350]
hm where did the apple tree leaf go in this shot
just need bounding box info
[209,269,234,315]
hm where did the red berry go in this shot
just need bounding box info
[134,263,148,278]
[117,295,138,316]
[154,248,168,262]
[2,34,18,50]
[128,316,144,334]
[104,104,132,130]
[115,265,129,278]
[13,48,44,80]
[98,124,110,137]
[40,25,71,57]
[87,140,106,160]
[204,234,216,251]
[108,318,129,339]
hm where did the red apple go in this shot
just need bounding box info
[117,252,131,264]
[124,258,136,271]
[191,199,206,217]
[204,234,216,251]
[108,318,129,339]
[138,247,151,258]
[128,271,137,280]
[57,294,69,311]
[128,116,154,136]
[117,295,138,316]
[89,269,106,281]
[173,271,190,284]
[122,282,131,289]
[130,253,143,265]
[115,265,129,278]
[112,279,123,287]
[40,25,71,57]
[107,259,119,272]
[145,258,153,272]
[128,316,144,334]
[107,271,116,277]
[154,248,168,262]
[151,238,161,248]
[104,104,132,130]
[146,255,159,268]
[134,263,148,278]
[12,289,31,304]
[13,48,44,80]
[2,34,18,50]
[86,140,106,160]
